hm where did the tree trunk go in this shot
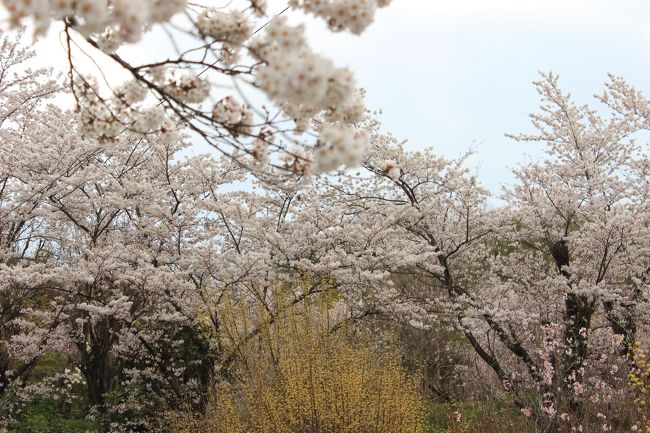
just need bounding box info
[77,318,118,414]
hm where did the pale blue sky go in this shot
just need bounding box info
[288,0,650,192]
[24,0,650,193]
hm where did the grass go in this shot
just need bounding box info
[423,399,530,433]
[6,352,99,433]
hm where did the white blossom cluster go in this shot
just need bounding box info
[77,295,134,322]
[2,0,387,175]
[251,129,272,165]
[75,75,124,138]
[212,96,254,135]
[280,145,311,174]
[162,71,211,104]
[289,0,392,34]
[324,89,366,124]
[255,18,357,113]
[313,125,369,172]
[75,76,175,139]
[113,79,147,105]
[133,106,168,134]
[383,160,400,179]
[253,17,369,172]
[2,0,187,41]
[196,9,252,45]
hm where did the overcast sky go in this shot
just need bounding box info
[23,0,650,194]
[291,0,650,193]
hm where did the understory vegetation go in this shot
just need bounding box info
[0,1,648,432]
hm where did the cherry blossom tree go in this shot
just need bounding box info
[1,100,201,428]
[0,3,648,433]
[302,74,650,431]
[0,34,381,431]
[1,0,390,175]
[0,28,63,407]
[0,1,394,429]
[494,72,649,430]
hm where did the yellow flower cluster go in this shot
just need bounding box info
[629,343,650,433]
[173,295,425,433]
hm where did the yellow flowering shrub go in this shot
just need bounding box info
[173,295,425,433]
[629,343,650,432]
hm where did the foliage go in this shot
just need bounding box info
[4,353,98,433]
[171,297,425,433]
[629,344,650,432]
[0,3,648,433]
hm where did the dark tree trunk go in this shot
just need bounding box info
[562,293,594,409]
[551,240,595,413]
[76,318,118,414]
[603,280,642,362]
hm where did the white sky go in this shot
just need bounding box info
[19,0,650,193]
